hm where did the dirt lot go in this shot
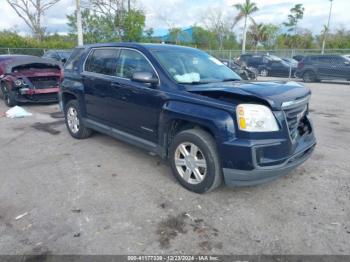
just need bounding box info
[0,79,349,255]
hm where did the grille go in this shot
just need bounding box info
[29,76,59,89]
[283,102,308,140]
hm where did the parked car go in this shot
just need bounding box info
[220,59,257,80]
[258,59,297,77]
[60,43,316,193]
[239,54,282,69]
[295,55,350,82]
[42,49,72,64]
[282,57,298,67]
[0,55,62,106]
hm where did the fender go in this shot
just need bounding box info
[158,100,236,157]
[60,73,87,116]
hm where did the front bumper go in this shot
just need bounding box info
[223,137,316,186]
[15,87,59,103]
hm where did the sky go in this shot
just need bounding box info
[0,0,349,37]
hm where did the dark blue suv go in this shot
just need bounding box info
[60,43,316,193]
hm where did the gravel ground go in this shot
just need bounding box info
[0,79,349,255]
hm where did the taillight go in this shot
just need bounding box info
[298,61,304,69]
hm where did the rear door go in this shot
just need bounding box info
[82,48,120,124]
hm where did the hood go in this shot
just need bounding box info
[186,80,311,110]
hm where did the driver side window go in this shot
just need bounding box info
[116,49,156,79]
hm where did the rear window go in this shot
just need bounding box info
[84,48,120,75]
[64,48,84,71]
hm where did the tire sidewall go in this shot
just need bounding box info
[169,131,219,193]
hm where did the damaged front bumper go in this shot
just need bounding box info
[222,138,316,186]
[15,87,59,103]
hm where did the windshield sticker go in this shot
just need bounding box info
[174,73,200,83]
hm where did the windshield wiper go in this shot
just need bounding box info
[221,78,241,82]
[181,81,213,85]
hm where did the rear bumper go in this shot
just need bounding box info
[223,141,316,186]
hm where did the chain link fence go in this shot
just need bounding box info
[1,47,349,83]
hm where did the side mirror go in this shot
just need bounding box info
[132,72,158,85]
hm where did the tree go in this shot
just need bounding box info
[6,0,60,40]
[123,10,145,41]
[67,2,145,43]
[168,28,183,44]
[233,0,258,54]
[247,22,268,51]
[202,7,234,50]
[144,28,154,40]
[283,4,304,35]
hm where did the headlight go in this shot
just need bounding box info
[14,79,23,86]
[236,104,279,132]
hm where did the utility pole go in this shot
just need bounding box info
[128,0,131,12]
[321,0,333,55]
[76,0,83,46]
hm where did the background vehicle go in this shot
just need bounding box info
[60,43,315,193]
[42,49,72,65]
[282,57,299,67]
[258,59,297,77]
[295,55,350,82]
[0,55,62,106]
[239,54,288,71]
[220,59,257,80]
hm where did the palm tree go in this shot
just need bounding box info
[233,0,259,54]
[248,22,268,52]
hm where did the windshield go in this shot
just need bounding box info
[151,48,240,84]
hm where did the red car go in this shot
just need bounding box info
[0,55,62,107]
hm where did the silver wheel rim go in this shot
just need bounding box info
[174,142,207,185]
[67,107,80,134]
[261,69,268,77]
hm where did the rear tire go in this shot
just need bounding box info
[169,128,222,193]
[64,100,92,139]
[303,71,317,83]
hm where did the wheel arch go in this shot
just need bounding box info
[158,101,235,159]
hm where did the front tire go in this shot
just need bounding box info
[64,100,92,139]
[169,129,222,193]
[1,84,17,107]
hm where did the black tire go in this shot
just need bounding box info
[64,100,92,139]
[1,83,17,107]
[303,71,317,83]
[169,128,222,193]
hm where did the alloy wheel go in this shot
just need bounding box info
[67,107,80,134]
[174,142,207,184]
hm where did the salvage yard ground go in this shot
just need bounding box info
[0,78,349,255]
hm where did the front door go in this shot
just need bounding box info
[109,48,166,142]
